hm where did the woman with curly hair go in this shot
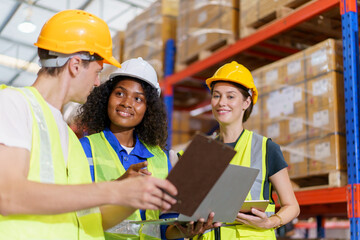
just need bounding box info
[76,58,217,240]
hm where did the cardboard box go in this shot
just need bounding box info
[283,141,308,178]
[308,134,347,174]
[304,39,343,79]
[263,110,306,146]
[308,105,346,138]
[262,83,305,122]
[264,120,288,145]
[286,111,307,144]
[240,0,294,37]
[253,62,285,94]
[307,71,344,108]
[251,68,264,96]
[172,111,191,146]
[307,72,345,137]
[177,0,238,64]
[280,51,306,85]
[112,31,124,64]
[99,31,125,81]
[124,0,178,80]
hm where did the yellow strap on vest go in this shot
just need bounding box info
[87,132,168,239]
[0,86,104,240]
[87,132,142,223]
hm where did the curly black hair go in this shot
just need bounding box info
[76,76,168,149]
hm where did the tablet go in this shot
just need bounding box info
[240,200,270,213]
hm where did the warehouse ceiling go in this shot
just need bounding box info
[0,0,156,87]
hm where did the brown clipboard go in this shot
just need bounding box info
[167,133,236,216]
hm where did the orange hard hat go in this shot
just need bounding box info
[206,61,258,104]
[34,9,121,68]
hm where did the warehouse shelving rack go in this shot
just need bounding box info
[161,0,359,238]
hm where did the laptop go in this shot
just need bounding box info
[130,164,259,225]
[165,133,238,217]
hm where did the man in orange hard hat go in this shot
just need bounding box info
[0,10,177,240]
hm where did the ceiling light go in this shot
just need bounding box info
[18,3,36,34]
[17,20,36,33]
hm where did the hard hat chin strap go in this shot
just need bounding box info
[39,51,102,67]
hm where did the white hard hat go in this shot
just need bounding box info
[109,57,161,96]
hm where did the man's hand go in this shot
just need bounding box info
[110,176,177,211]
[117,161,151,180]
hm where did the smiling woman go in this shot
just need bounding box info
[192,61,300,240]
[75,58,218,240]
[75,58,171,240]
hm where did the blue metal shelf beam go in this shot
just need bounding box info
[341,0,360,239]
[164,39,176,149]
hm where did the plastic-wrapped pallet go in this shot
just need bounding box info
[176,0,239,67]
[240,0,314,38]
[100,31,125,82]
[123,0,178,80]
[244,39,346,186]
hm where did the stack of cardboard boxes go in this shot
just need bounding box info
[123,0,178,80]
[240,0,312,38]
[244,39,346,181]
[99,31,125,82]
[176,0,239,66]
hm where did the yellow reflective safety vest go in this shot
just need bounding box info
[0,86,104,240]
[194,130,276,240]
[86,132,168,240]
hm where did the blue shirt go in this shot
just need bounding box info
[80,128,182,240]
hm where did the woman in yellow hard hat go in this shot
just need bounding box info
[0,10,177,240]
[194,61,300,240]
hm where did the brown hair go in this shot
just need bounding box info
[37,48,91,77]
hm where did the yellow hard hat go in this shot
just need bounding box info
[34,9,121,68]
[206,61,258,104]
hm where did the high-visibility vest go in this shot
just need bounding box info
[86,132,168,240]
[194,130,276,240]
[0,85,104,240]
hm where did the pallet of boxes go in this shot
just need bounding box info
[99,31,125,82]
[244,38,347,189]
[123,0,178,81]
[240,0,314,38]
[176,0,239,70]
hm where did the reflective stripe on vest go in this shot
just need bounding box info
[106,220,141,235]
[249,132,263,201]
[0,86,104,240]
[22,88,55,183]
[87,132,168,239]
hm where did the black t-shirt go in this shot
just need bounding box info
[223,130,288,177]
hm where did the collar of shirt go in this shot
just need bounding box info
[216,129,245,148]
[103,128,154,159]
